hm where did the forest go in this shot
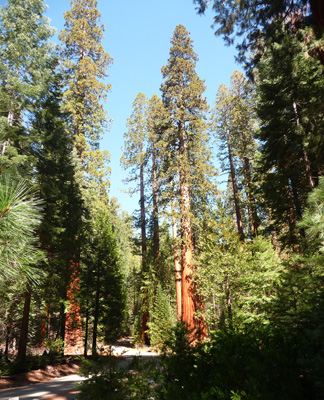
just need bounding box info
[1,0,324,399]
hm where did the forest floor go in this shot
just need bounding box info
[0,338,159,399]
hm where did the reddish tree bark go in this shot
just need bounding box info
[64,258,83,355]
[171,193,182,320]
[179,129,195,333]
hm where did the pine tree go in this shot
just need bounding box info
[256,27,324,247]
[193,0,324,70]
[59,0,112,195]
[212,83,244,240]
[0,0,55,176]
[211,72,259,239]
[31,67,85,347]
[81,209,125,354]
[161,24,210,335]
[121,92,149,344]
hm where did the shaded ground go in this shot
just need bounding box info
[0,374,84,400]
[0,338,159,400]
[0,361,81,390]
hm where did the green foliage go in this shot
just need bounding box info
[0,0,55,176]
[193,0,317,72]
[78,355,159,400]
[0,173,44,283]
[81,209,126,349]
[59,0,112,194]
[299,176,324,252]
[196,200,282,330]
[148,284,174,350]
[256,26,324,247]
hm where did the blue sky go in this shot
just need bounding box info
[41,0,240,214]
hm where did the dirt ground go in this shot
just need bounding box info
[0,360,81,390]
[0,337,158,390]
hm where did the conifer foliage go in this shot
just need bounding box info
[160,24,211,334]
[59,0,112,194]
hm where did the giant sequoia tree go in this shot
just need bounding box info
[58,0,113,354]
[161,24,210,334]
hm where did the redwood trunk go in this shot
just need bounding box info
[171,193,182,320]
[64,258,83,355]
[179,128,195,333]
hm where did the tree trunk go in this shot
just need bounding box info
[84,302,89,358]
[243,156,259,234]
[140,161,150,345]
[92,268,100,356]
[225,275,232,323]
[292,101,316,189]
[64,257,83,355]
[227,129,244,241]
[17,288,32,362]
[152,142,160,270]
[310,0,324,29]
[171,193,182,320]
[179,128,195,333]
[302,147,315,189]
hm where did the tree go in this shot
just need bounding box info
[121,92,149,344]
[161,24,210,334]
[0,0,55,176]
[146,95,166,270]
[59,0,112,354]
[212,83,244,241]
[193,0,324,70]
[0,172,45,361]
[255,27,324,247]
[81,210,125,355]
[211,71,259,239]
[32,67,85,347]
[59,0,112,195]
[0,174,43,282]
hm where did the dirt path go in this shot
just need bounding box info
[0,374,84,400]
[0,338,159,400]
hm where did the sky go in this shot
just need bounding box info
[26,0,241,215]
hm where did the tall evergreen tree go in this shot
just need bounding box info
[32,67,85,346]
[193,0,324,70]
[212,83,244,241]
[211,72,259,239]
[59,0,112,195]
[121,92,149,344]
[161,24,210,334]
[0,0,55,176]
[256,27,324,247]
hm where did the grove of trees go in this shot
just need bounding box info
[1,0,324,398]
